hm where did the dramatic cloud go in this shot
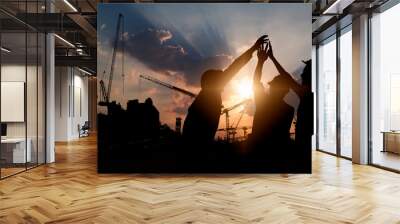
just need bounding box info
[124,28,232,86]
[155,29,173,43]
[98,4,311,129]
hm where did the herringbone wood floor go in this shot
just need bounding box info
[1,135,400,223]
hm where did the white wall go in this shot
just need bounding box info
[55,67,89,141]
[55,66,69,141]
[1,65,27,139]
[1,63,46,164]
[1,66,25,129]
[1,65,40,137]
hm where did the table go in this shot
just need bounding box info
[381,131,400,154]
[1,138,31,163]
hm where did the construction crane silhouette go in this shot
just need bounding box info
[99,13,124,106]
[139,74,197,98]
[218,126,251,141]
[140,74,250,142]
[221,99,251,142]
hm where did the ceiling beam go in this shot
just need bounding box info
[55,55,96,72]
[67,13,97,41]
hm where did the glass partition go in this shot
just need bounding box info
[317,35,337,154]
[27,31,38,169]
[370,3,400,171]
[1,31,28,177]
[0,1,46,179]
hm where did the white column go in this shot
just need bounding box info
[352,14,369,164]
[46,33,55,163]
[45,0,55,163]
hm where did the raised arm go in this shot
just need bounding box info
[221,35,269,85]
[254,44,268,83]
[252,45,269,104]
[267,40,301,93]
[267,40,290,77]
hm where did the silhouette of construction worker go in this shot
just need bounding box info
[293,60,313,144]
[251,43,269,146]
[251,43,294,154]
[267,40,313,146]
[182,35,269,144]
[265,41,312,170]
[292,60,313,170]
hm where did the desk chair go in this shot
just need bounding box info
[78,121,90,138]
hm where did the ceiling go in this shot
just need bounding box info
[0,0,391,74]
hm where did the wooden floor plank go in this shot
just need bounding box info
[0,135,400,223]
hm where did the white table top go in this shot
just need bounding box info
[1,138,27,143]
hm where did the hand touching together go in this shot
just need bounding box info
[253,37,269,83]
[252,35,269,52]
[257,43,269,63]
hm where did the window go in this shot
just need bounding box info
[339,26,352,158]
[370,3,400,171]
[317,35,337,154]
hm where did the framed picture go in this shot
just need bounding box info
[97,3,312,173]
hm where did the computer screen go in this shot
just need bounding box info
[1,123,7,137]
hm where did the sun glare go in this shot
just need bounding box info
[235,78,253,99]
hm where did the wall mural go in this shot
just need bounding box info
[97,3,313,173]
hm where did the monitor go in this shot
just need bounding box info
[1,123,7,137]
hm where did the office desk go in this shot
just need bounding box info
[1,138,31,163]
[381,131,400,154]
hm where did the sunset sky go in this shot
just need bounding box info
[98,3,311,137]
